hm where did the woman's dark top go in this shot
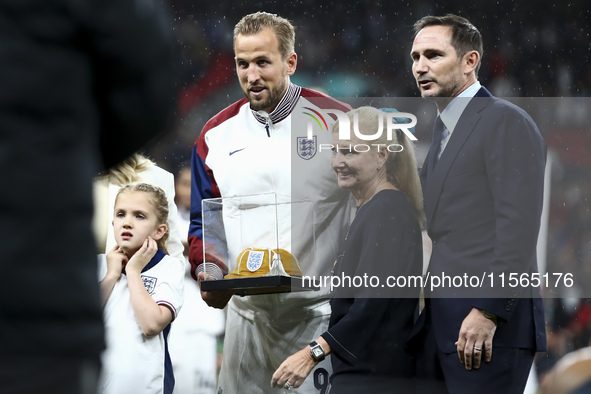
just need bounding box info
[321,190,423,391]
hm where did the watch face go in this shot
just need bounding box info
[310,341,325,361]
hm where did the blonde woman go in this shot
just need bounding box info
[272,107,423,393]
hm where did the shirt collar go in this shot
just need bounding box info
[251,82,302,125]
[439,81,481,132]
[122,247,166,275]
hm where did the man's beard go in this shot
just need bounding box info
[422,79,460,110]
[248,79,287,113]
[426,73,463,98]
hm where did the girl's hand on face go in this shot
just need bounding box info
[106,245,128,278]
[126,237,158,274]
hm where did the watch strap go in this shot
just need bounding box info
[481,309,498,325]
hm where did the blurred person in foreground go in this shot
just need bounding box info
[0,0,176,392]
[272,106,424,393]
[409,13,547,393]
[539,346,591,394]
[188,11,353,393]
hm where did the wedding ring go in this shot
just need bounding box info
[284,382,293,390]
[474,346,483,352]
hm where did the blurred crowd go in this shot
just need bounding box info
[168,0,590,99]
[153,0,590,168]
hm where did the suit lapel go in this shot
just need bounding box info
[425,87,493,227]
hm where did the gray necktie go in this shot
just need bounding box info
[428,116,445,173]
[437,124,451,161]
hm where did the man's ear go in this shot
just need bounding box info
[285,52,297,76]
[152,224,167,241]
[463,50,480,75]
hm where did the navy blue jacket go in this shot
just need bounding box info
[419,87,547,353]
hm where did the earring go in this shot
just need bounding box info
[377,166,382,170]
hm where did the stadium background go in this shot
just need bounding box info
[145,0,591,387]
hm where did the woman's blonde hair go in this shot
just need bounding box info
[332,106,425,226]
[115,182,170,254]
[109,153,154,186]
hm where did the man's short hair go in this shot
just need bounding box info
[234,11,295,60]
[413,14,483,76]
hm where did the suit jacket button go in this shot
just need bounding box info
[505,306,511,311]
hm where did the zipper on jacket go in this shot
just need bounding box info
[257,110,273,137]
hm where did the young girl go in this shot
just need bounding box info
[98,183,184,394]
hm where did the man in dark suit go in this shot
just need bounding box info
[409,14,547,393]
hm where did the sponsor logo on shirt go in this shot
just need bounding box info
[229,147,246,156]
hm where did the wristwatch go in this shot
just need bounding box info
[309,341,326,362]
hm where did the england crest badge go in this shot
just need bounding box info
[246,250,265,272]
[141,275,157,294]
[297,136,317,160]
